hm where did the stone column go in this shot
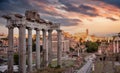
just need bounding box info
[113,41,116,53]
[27,27,33,73]
[18,25,26,73]
[48,29,53,65]
[118,41,120,53]
[35,28,40,70]
[78,48,80,56]
[7,25,14,73]
[117,40,119,53]
[42,29,48,66]
[57,29,62,67]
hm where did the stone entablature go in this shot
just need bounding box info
[3,12,60,30]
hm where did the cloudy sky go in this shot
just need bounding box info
[0,0,120,36]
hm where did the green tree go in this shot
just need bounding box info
[14,53,19,65]
[96,39,101,46]
[69,47,75,52]
[32,41,36,51]
[85,41,99,53]
[32,38,43,52]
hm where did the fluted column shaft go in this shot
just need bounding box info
[48,29,53,65]
[7,26,14,73]
[35,28,40,70]
[27,28,33,73]
[57,30,62,67]
[18,25,26,73]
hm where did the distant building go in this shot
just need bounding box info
[113,34,120,53]
[62,32,77,49]
[0,33,8,55]
[98,33,120,55]
[0,33,19,56]
[98,42,107,55]
[52,33,70,56]
[73,29,105,42]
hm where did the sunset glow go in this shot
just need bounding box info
[0,0,120,36]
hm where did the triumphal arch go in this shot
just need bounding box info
[3,10,62,73]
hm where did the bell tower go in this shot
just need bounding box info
[86,29,89,36]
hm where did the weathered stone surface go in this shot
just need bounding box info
[18,25,26,73]
[35,28,40,70]
[27,27,33,73]
[42,29,48,66]
[7,26,14,73]
[57,30,62,66]
[48,29,53,65]
[25,10,40,22]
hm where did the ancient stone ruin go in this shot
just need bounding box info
[2,10,62,73]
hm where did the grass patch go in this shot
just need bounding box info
[34,67,65,73]
[34,60,75,73]
[50,60,74,68]
[94,61,120,73]
[115,66,120,73]
[94,62,103,73]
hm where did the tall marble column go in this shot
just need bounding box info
[7,25,14,73]
[113,41,116,53]
[42,29,48,66]
[48,29,53,65]
[18,25,26,73]
[57,29,62,67]
[117,40,119,53]
[35,28,40,70]
[27,27,33,73]
[118,40,120,53]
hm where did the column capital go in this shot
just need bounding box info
[48,29,53,33]
[42,29,47,32]
[56,29,62,32]
[18,24,26,28]
[26,27,33,30]
[35,28,40,31]
[6,25,14,29]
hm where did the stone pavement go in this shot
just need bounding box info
[77,54,96,73]
[77,60,93,73]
